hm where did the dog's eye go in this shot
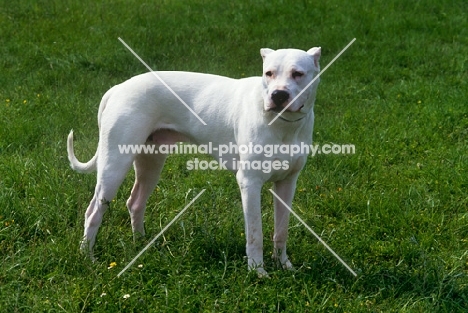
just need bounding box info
[292,71,304,79]
[265,71,273,77]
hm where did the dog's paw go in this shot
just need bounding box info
[256,267,270,278]
[248,261,270,278]
[281,259,294,270]
[79,240,96,262]
[272,251,294,270]
[274,258,294,270]
[132,231,145,242]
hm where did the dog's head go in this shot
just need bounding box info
[260,47,321,117]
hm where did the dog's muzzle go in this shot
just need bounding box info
[271,90,290,107]
[269,90,304,113]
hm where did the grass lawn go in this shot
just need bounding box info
[1,0,467,311]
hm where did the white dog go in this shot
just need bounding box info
[67,47,321,276]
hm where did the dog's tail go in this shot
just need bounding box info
[67,130,98,173]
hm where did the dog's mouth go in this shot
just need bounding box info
[267,105,304,113]
[266,105,307,122]
[267,104,304,113]
[270,106,284,113]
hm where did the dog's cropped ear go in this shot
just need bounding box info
[260,48,275,61]
[307,47,321,70]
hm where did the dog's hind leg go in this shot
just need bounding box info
[126,153,167,240]
[80,152,134,259]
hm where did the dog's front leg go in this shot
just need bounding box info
[272,175,299,270]
[236,171,267,276]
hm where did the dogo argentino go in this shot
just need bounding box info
[67,47,321,276]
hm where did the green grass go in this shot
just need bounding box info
[1,0,467,311]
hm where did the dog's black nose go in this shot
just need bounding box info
[271,90,290,107]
